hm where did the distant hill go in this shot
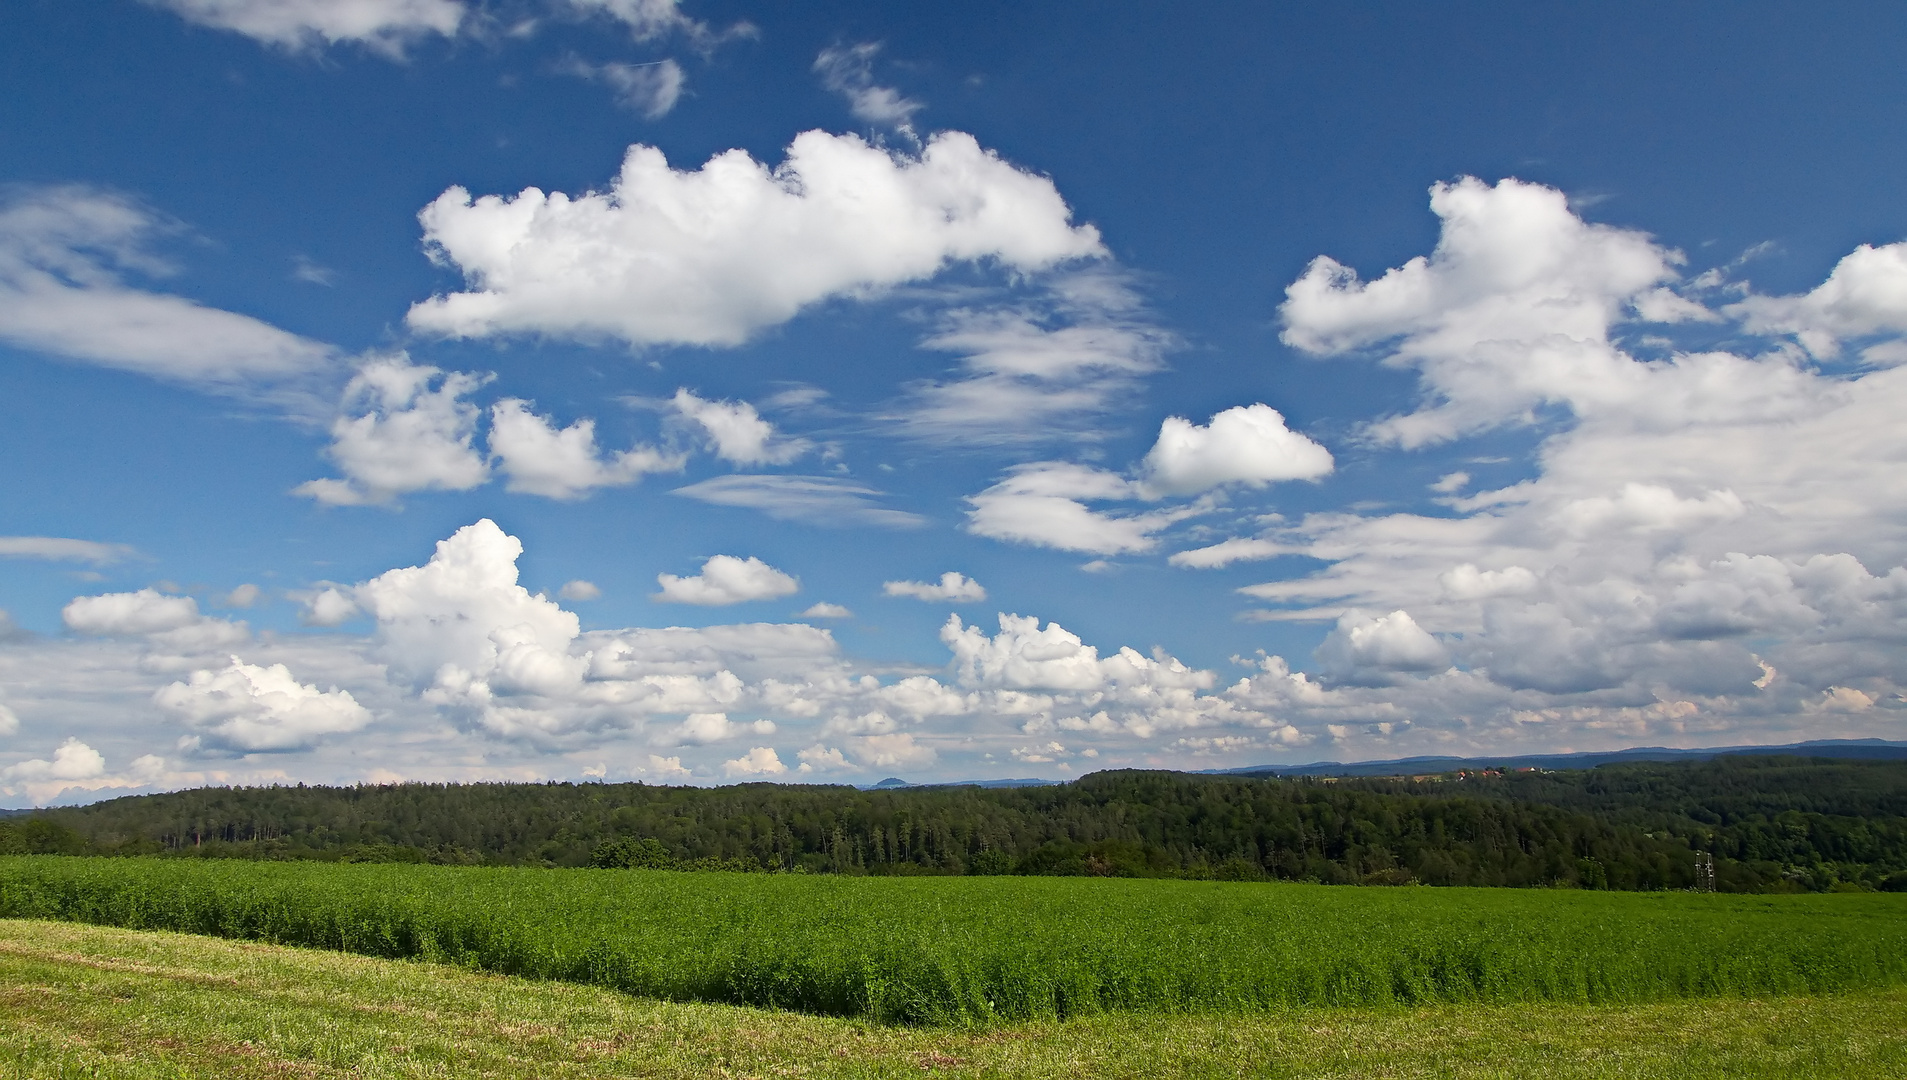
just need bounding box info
[862,777,1056,790]
[1209,738,1907,779]
[12,740,1899,815]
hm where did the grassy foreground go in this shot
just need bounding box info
[5,856,1906,1024]
[3,919,1906,1079]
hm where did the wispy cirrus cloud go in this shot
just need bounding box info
[556,57,685,118]
[883,271,1170,446]
[0,537,138,565]
[0,186,339,405]
[565,0,754,51]
[814,42,923,134]
[142,0,465,57]
[673,475,926,529]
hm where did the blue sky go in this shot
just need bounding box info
[3,0,1905,803]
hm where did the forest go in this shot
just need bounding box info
[5,756,1904,893]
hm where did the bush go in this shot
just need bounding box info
[593,836,677,869]
[0,819,90,856]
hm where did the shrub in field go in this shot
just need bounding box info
[0,819,89,856]
[591,836,768,873]
[3,856,1904,1025]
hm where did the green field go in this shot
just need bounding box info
[3,856,1903,1025]
[5,919,1907,1079]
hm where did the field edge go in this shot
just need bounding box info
[4,917,1907,1079]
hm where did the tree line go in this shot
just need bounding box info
[7,756,1904,892]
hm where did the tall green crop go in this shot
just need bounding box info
[2,856,1903,1025]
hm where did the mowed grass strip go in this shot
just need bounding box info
[4,920,1907,1080]
[3,856,1905,1024]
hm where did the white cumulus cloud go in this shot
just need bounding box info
[63,589,201,636]
[280,518,858,743]
[638,754,692,780]
[654,555,799,606]
[964,463,1203,555]
[1280,176,1690,447]
[883,572,987,603]
[938,613,1246,740]
[489,398,682,499]
[1240,177,1907,728]
[0,738,166,806]
[62,589,250,656]
[406,130,1104,347]
[964,400,1326,556]
[1730,240,1907,361]
[1138,404,1333,497]
[796,743,850,772]
[155,657,372,754]
[1,738,109,791]
[558,580,602,601]
[666,712,775,745]
[295,357,490,506]
[48,507,1863,777]
[944,613,1113,692]
[1314,610,1449,684]
[220,584,262,609]
[856,732,934,769]
[1438,564,1539,601]
[723,746,786,777]
[7,519,1414,775]
[355,519,580,687]
[300,587,359,627]
[669,389,809,465]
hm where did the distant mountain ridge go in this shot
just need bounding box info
[862,777,1053,790]
[866,739,1907,791]
[1204,738,1907,779]
[6,739,1904,814]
